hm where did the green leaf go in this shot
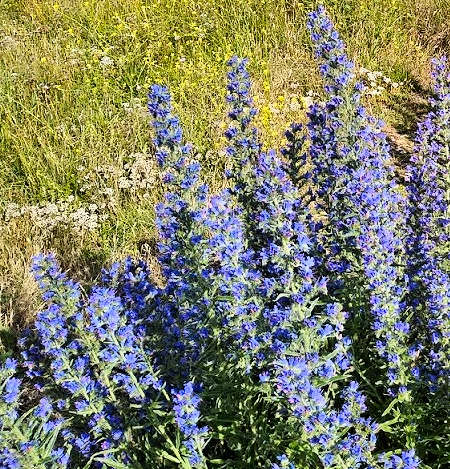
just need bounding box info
[160,450,182,464]
[382,397,400,417]
[94,458,131,469]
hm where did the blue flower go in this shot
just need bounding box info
[3,377,21,404]
[272,454,296,469]
[0,449,21,469]
[406,56,450,387]
[51,447,70,466]
[306,5,411,393]
[379,449,421,469]
[34,398,53,419]
[172,382,208,467]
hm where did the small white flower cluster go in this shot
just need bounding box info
[80,152,159,203]
[121,98,148,118]
[0,35,19,50]
[79,164,118,194]
[302,89,322,108]
[3,196,104,237]
[66,47,85,67]
[99,55,114,68]
[358,67,403,97]
[118,152,159,192]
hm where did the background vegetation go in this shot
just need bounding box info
[1,0,449,334]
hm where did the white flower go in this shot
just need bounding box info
[100,55,114,67]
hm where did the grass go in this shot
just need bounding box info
[0,0,449,331]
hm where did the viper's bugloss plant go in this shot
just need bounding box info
[172,382,208,467]
[406,57,450,388]
[305,6,411,395]
[1,6,448,469]
[0,357,69,468]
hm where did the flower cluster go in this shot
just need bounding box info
[305,5,410,394]
[378,450,421,469]
[406,57,450,387]
[357,67,403,98]
[0,358,69,468]
[79,152,160,200]
[172,382,208,467]
[3,197,102,237]
[147,84,212,376]
[1,6,448,469]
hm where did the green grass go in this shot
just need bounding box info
[0,0,449,328]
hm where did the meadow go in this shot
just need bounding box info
[0,2,449,468]
[1,0,450,330]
